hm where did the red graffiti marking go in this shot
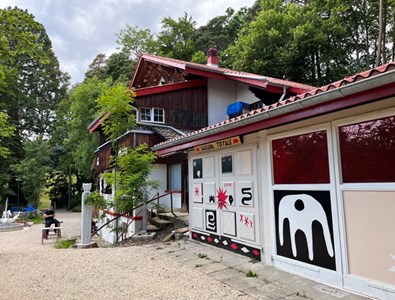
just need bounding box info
[216,187,228,210]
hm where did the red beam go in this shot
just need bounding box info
[185,66,227,80]
[103,209,143,220]
[156,83,395,156]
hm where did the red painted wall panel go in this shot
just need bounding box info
[272,130,330,184]
[339,115,395,183]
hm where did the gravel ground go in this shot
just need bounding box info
[0,210,253,300]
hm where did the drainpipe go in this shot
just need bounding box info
[278,87,288,102]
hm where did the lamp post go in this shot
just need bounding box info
[16,178,21,207]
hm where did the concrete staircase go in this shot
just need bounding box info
[147,210,189,233]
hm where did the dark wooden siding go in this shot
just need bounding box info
[135,85,208,130]
[92,132,165,173]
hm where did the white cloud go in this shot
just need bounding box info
[1,0,255,84]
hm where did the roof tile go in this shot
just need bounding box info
[154,61,395,149]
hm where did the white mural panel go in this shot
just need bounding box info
[204,182,216,204]
[204,156,215,178]
[223,211,236,236]
[193,183,203,203]
[236,149,252,175]
[238,212,256,241]
[236,181,254,207]
[192,207,204,229]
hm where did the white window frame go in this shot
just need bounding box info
[140,107,164,123]
[267,123,343,287]
[332,106,395,299]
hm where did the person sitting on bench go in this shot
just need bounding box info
[44,206,60,239]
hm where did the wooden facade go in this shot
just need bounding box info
[135,85,208,130]
[92,132,165,173]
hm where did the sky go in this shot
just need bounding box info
[1,0,255,84]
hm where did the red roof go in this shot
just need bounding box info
[153,61,395,154]
[131,54,315,94]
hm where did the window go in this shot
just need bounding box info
[168,163,182,190]
[140,108,151,121]
[272,130,330,184]
[339,115,395,183]
[153,108,164,122]
[140,107,164,123]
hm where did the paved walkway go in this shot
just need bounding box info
[0,209,369,299]
[149,239,368,300]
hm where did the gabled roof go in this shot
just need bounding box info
[131,54,315,95]
[152,62,395,156]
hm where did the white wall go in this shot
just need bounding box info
[148,164,182,210]
[235,82,260,104]
[207,79,259,125]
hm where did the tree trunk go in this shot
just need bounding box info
[376,0,384,66]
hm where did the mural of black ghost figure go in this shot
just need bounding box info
[274,190,336,270]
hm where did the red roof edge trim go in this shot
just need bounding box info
[130,55,144,89]
[135,79,207,97]
[226,77,269,90]
[185,66,227,80]
[89,112,110,133]
[143,54,186,70]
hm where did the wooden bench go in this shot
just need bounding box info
[41,221,63,245]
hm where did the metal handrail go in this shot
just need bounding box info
[93,190,181,240]
[150,190,180,218]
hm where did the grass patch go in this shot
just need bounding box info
[55,239,76,249]
[22,213,44,225]
[263,277,271,284]
[246,270,258,278]
[198,253,208,259]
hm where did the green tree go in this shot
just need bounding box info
[13,138,52,208]
[66,77,106,182]
[85,53,107,80]
[101,144,158,213]
[116,25,158,59]
[157,12,197,61]
[97,82,136,143]
[0,112,15,198]
[0,7,68,203]
[104,50,136,83]
[225,0,352,86]
[0,112,15,158]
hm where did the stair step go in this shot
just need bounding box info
[147,224,160,232]
[150,217,173,229]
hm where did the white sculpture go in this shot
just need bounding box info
[1,198,20,224]
[278,194,334,261]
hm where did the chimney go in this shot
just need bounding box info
[207,48,218,67]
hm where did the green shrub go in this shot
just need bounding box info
[55,239,76,249]
[246,270,258,278]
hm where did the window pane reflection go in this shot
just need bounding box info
[339,116,395,183]
[272,130,330,184]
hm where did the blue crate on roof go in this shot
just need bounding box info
[227,101,250,117]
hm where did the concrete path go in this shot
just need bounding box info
[149,239,369,300]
